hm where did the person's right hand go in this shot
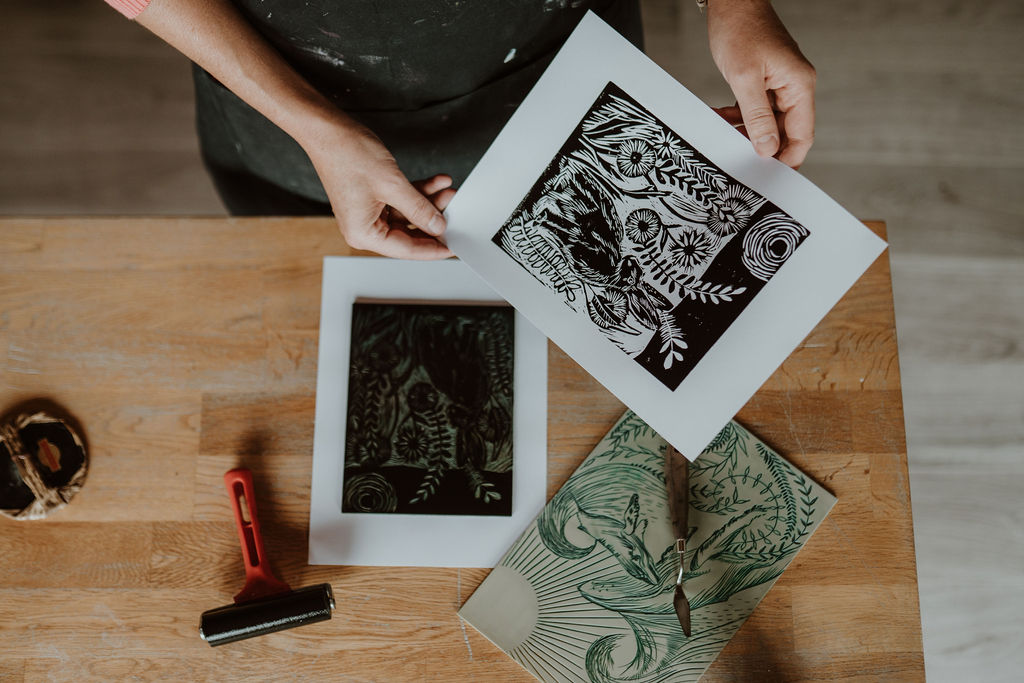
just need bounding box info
[135,0,454,258]
[306,120,455,260]
[706,0,816,168]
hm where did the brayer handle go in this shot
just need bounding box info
[224,468,291,603]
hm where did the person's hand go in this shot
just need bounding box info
[706,0,816,168]
[136,0,457,258]
[305,119,455,259]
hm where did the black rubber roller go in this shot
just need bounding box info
[201,470,334,647]
[200,583,334,647]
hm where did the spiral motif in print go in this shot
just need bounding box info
[343,473,398,513]
[740,214,809,281]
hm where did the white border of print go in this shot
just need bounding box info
[443,12,886,460]
[309,257,548,567]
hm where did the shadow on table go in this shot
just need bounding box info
[706,616,797,682]
[226,427,345,593]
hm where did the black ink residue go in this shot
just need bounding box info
[343,303,514,516]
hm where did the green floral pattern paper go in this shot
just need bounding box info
[459,411,835,682]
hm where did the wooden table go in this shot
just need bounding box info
[0,218,923,681]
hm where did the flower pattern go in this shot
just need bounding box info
[407,381,439,413]
[345,303,514,515]
[625,208,661,245]
[653,128,681,160]
[616,139,656,177]
[394,424,429,463]
[493,82,809,391]
[669,229,714,270]
[706,184,763,238]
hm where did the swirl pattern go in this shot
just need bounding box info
[740,214,809,281]
[491,82,813,391]
[343,473,398,513]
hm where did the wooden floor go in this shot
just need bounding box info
[1,0,1021,680]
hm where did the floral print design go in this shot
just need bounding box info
[493,82,809,390]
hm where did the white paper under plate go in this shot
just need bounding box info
[459,411,836,682]
[308,258,548,567]
[443,12,887,460]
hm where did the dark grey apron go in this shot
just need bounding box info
[193,0,643,213]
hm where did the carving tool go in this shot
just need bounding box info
[199,468,334,646]
[664,444,692,636]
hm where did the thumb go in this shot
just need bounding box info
[731,74,780,158]
[386,179,447,236]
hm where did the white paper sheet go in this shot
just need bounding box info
[443,12,887,460]
[308,258,548,567]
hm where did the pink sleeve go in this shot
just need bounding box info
[105,0,152,19]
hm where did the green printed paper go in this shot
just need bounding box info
[459,411,835,682]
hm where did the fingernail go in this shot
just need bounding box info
[428,214,446,235]
[755,134,778,155]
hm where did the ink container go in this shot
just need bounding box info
[0,408,87,520]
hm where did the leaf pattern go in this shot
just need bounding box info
[492,82,809,391]
[657,309,687,369]
[460,411,836,683]
[499,217,581,302]
[678,277,748,304]
[343,303,514,516]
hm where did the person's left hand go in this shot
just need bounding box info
[706,0,816,169]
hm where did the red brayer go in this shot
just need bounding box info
[199,468,334,646]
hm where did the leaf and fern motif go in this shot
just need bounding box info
[343,303,514,516]
[687,423,820,571]
[481,313,515,398]
[409,458,445,505]
[677,276,747,304]
[656,309,687,369]
[605,412,657,452]
[584,285,630,330]
[492,81,809,392]
[465,411,835,683]
[409,401,452,464]
[499,216,581,303]
[671,147,727,207]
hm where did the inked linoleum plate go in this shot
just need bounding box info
[460,411,836,682]
[309,258,548,567]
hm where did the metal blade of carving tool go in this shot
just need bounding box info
[664,443,692,637]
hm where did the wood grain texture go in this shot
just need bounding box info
[892,254,1024,467]
[0,217,921,681]
[908,471,1024,682]
[801,164,1024,260]
[2,1,1019,679]
[0,0,223,216]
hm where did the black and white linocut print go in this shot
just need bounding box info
[343,302,514,516]
[492,82,810,390]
